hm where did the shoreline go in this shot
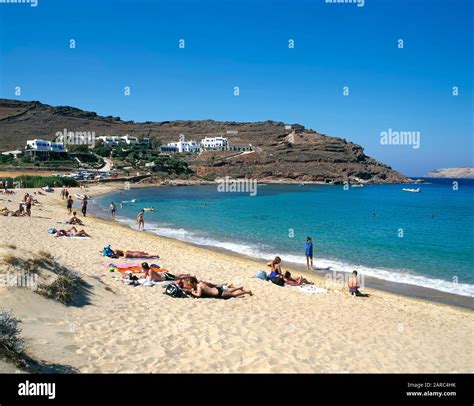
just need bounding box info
[88,182,473,310]
[0,184,472,373]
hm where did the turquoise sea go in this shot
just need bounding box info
[92,178,474,297]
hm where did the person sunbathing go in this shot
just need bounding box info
[68,212,84,225]
[198,280,241,291]
[0,208,13,216]
[56,226,90,238]
[183,277,252,299]
[112,249,160,259]
[282,271,313,286]
[266,256,283,279]
[141,262,189,282]
[9,206,28,217]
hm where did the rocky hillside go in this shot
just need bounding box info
[0,99,408,183]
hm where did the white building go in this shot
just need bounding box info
[97,136,119,146]
[200,136,229,150]
[25,139,67,153]
[164,140,199,153]
[120,134,139,145]
[97,135,148,147]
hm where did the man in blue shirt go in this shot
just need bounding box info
[305,236,314,271]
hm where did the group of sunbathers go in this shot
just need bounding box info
[265,256,367,296]
[123,261,253,299]
[264,256,313,286]
[0,206,28,217]
[0,192,41,217]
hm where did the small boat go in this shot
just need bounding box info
[402,188,421,193]
[351,184,364,188]
[143,207,155,212]
[75,193,90,200]
[121,199,137,204]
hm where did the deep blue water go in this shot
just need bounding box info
[93,178,474,297]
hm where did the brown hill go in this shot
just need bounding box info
[0,99,407,183]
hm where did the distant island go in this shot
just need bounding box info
[424,168,474,179]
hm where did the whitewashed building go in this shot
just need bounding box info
[120,134,139,145]
[200,136,229,150]
[25,139,67,158]
[162,140,199,154]
[26,139,66,153]
[97,136,119,146]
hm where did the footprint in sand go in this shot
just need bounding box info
[56,331,75,338]
[36,317,59,324]
[63,344,81,352]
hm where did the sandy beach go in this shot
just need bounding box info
[0,184,472,373]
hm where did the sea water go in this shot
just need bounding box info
[93,179,474,297]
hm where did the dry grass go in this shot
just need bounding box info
[1,251,83,305]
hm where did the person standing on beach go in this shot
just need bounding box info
[81,197,88,217]
[305,236,314,271]
[110,202,117,219]
[25,194,33,217]
[65,189,69,199]
[66,195,73,214]
[136,209,145,230]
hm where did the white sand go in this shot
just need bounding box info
[0,185,472,373]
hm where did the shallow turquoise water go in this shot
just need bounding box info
[93,178,474,296]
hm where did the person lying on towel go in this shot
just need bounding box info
[180,276,253,299]
[56,226,90,238]
[106,246,160,259]
[141,262,189,282]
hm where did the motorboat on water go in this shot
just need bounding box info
[402,188,421,193]
[75,193,90,200]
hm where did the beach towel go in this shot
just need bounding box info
[106,263,161,273]
[285,284,327,295]
[123,278,172,287]
[299,285,326,294]
[54,235,91,240]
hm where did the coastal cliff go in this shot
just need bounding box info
[0,99,408,183]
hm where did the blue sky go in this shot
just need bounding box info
[0,0,472,176]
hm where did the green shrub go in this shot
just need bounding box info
[1,176,78,188]
[201,173,216,181]
[0,311,25,359]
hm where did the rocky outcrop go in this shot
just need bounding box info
[0,99,408,183]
